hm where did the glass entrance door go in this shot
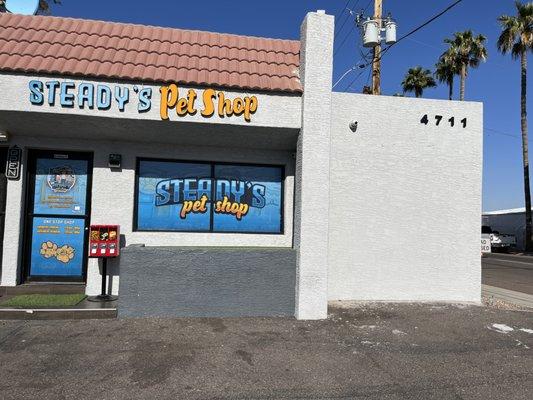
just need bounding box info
[24,150,92,282]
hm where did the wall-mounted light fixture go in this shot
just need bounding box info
[108,153,122,169]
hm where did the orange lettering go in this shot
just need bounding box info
[159,84,178,120]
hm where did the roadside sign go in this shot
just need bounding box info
[481,234,491,254]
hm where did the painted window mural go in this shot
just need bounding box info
[33,158,88,215]
[30,217,85,276]
[135,159,283,233]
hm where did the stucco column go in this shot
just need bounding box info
[0,148,24,287]
[294,11,334,319]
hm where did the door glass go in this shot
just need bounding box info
[33,157,88,216]
[29,217,85,277]
[28,153,90,280]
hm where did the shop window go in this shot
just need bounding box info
[134,159,283,234]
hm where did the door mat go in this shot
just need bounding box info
[0,294,87,308]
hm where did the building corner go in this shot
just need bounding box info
[294,10,334,320]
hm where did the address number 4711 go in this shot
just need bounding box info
[420,114,467,128]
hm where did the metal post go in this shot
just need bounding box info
[100,258,107,296]
[372,0,382,95]
[88,258,118,302]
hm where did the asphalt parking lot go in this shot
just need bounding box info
[1,302,532,400]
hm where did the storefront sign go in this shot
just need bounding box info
[5,146,22,180]
[159,85,258,122]
[135,160,282,233]
[28,80,258,122]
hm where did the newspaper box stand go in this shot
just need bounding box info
[87,225,120,302]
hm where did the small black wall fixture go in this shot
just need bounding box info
[108,154,122,169]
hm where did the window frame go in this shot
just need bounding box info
[133,157,285,235]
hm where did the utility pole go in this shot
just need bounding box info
[372,0,382,95]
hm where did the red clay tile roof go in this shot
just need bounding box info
[0,13,302,93]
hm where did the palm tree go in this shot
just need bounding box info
[38,1,61,13]
[498,1,533,251]
[0,0,60,13]
[444,31,488,101]
[401,66,436,98]
[435,48,459,100]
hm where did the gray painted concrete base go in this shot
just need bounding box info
[118,246,296,318]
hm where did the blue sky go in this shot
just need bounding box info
[47,0,529,212]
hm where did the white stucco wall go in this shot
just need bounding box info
[0,134,295,295]
[293,11,334,319]
[328,93,483,302]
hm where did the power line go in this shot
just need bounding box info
[335,0,352,19]
[345,70,366,91]
[486,127,521,139]
[334,1,362,57]
[376,0,463,64]
[344,67,367,91]
[345,0,464,87]
[391,0,463,49]
[334,24,357,56]
[346,64,372,92]
[334,0,355,38]
[339,0,463,93]
[363,0,373,13]
[332,49,372,89]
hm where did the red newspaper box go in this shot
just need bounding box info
[88,225,120,258]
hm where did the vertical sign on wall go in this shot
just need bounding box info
[5,146,22,180]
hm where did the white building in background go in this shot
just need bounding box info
[483,208,530,251]
[0,10,483,319]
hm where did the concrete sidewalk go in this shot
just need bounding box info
[1,302,532,399]
[483,284,533,308]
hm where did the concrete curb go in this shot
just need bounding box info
[0,308,117,320]
[484,253,533,263]
[482,284,533,309]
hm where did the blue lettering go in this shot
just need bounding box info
[252,184,266,208]
[197,178,211,199]
[216,179,231,201]
[138,88,152,112]
[183,179,197,201]
[114,86,129,112]
[155,181,170,206]
[45,81,60,105]
[96,85,111,109]
[60,82,75,107]
[170,179,183,204]
[231,180,245,203]
[78,83,94,108]
[28,80,44,105]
